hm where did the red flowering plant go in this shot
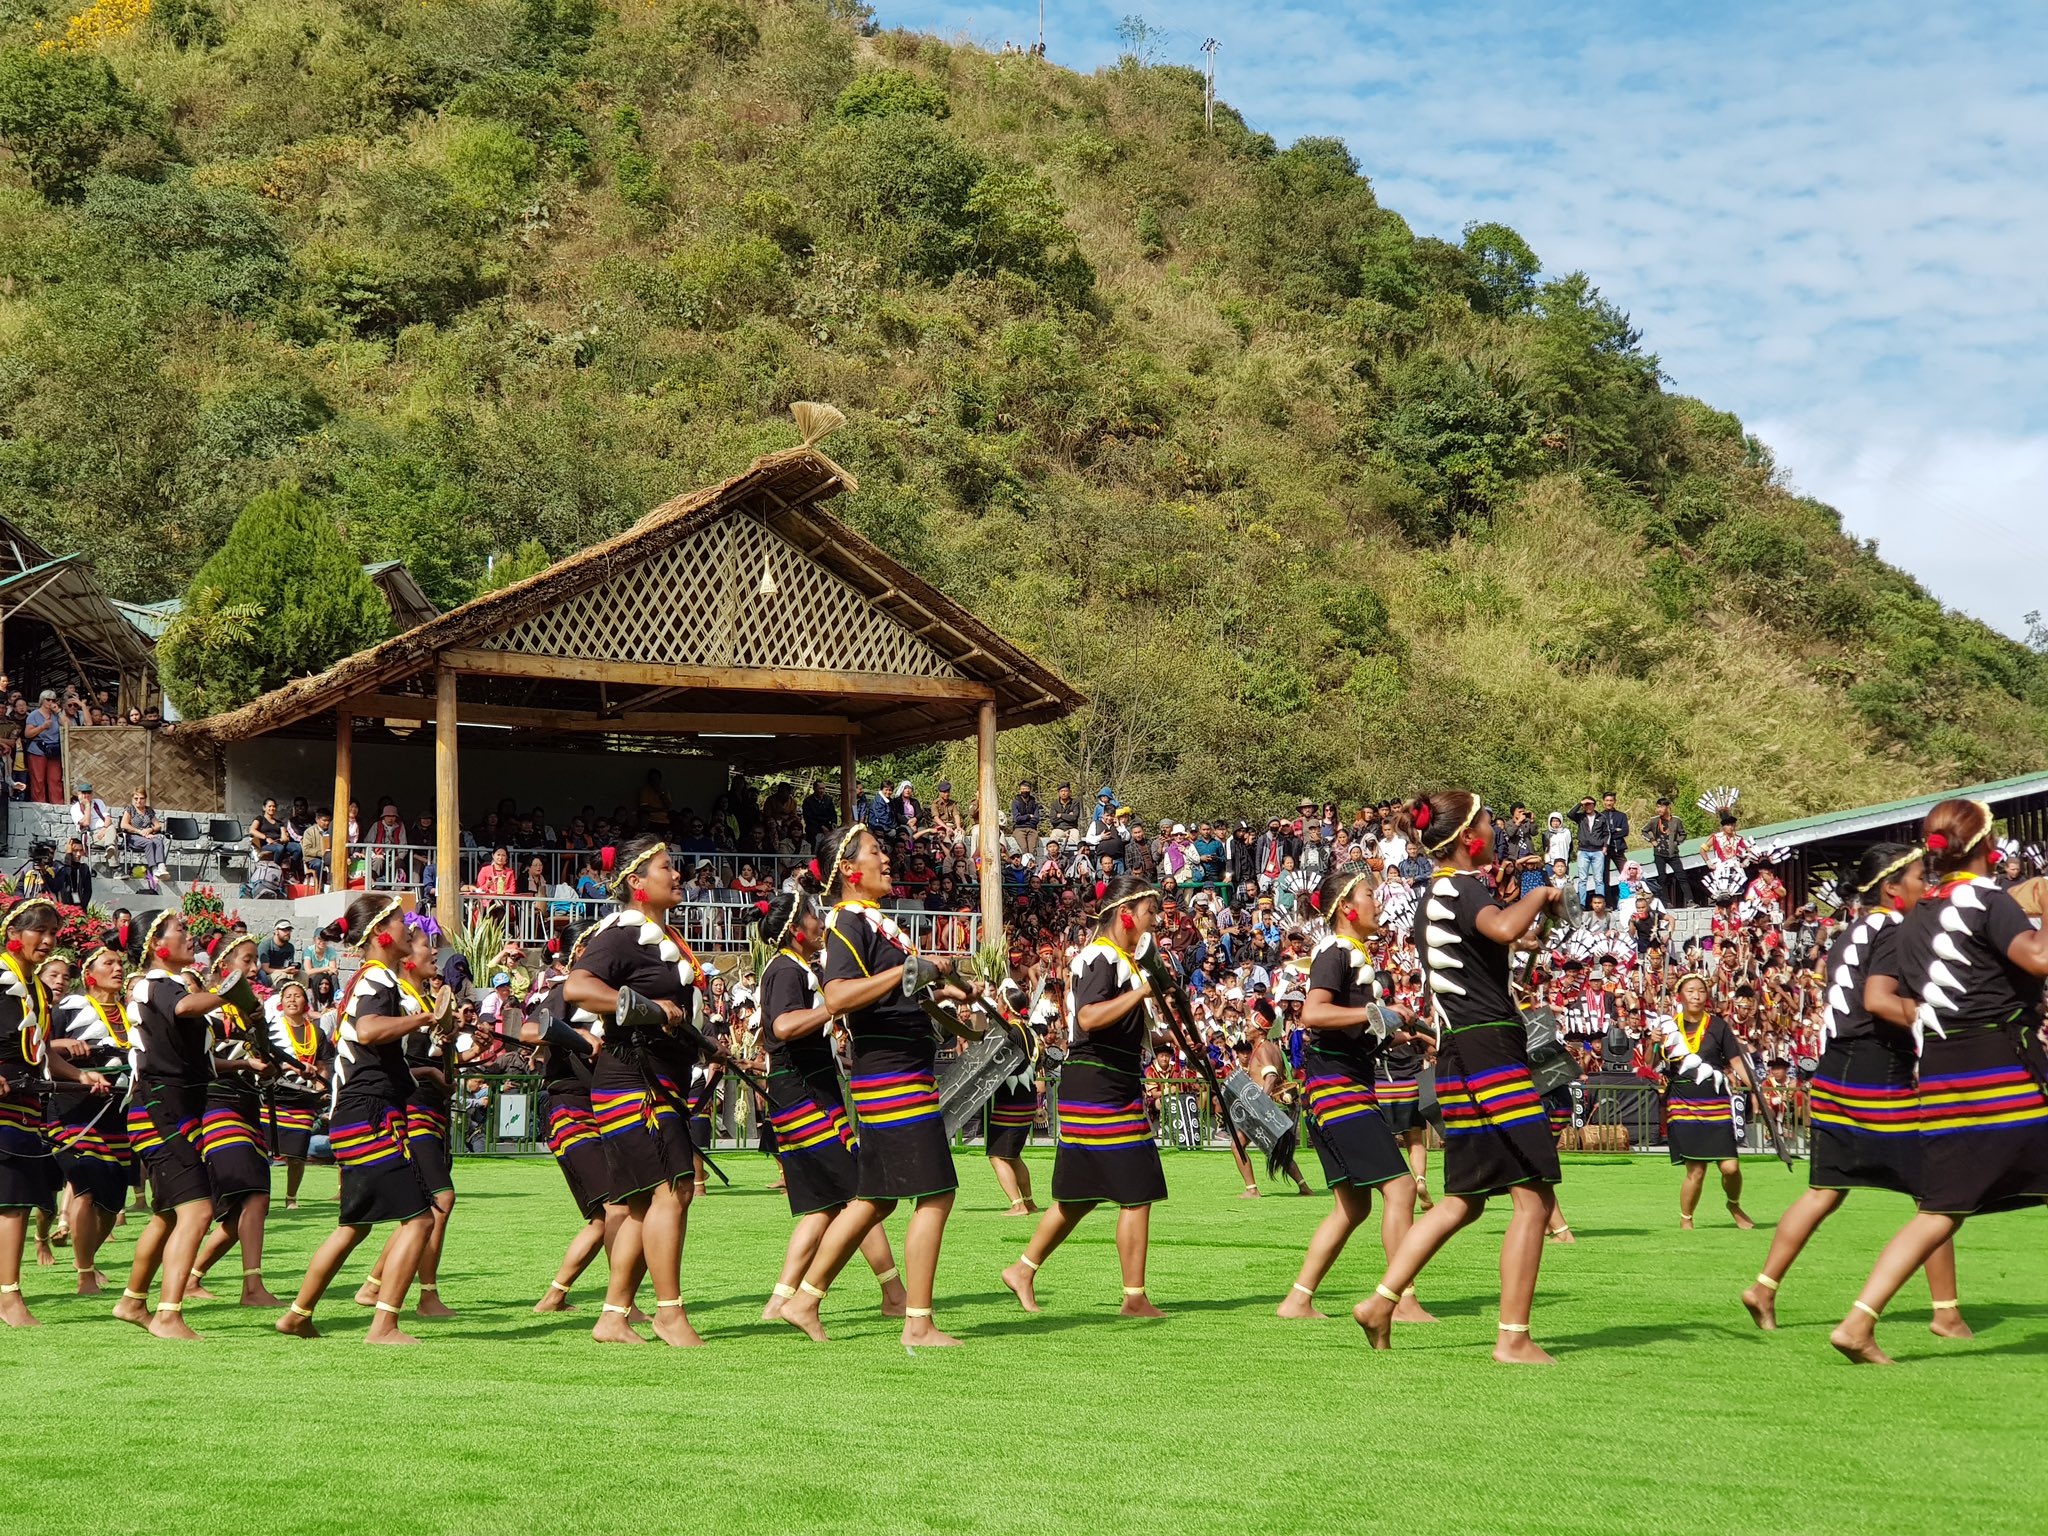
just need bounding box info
[179,885,235,953]
[0,891,112,960]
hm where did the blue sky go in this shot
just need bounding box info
[877,0,2048,641]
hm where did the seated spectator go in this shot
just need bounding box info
[519,854,549,898]
[469,846,518,900]
[730,861,769,898]
[117,788,170,891]
[69,781,113,860]
[300,807,333,888]
[366,798,410,885]
[250,796,297,875]
[257,920,297,979]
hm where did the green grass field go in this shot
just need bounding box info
[5,1149,2046,1535]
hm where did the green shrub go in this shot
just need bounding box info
[158,485,392,716]
[0,48,153,202]
[81,171,289,315]
[674,0,760,60]
[154,0,225,49]
[834,67,948,120]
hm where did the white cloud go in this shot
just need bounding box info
[877,1,2048,636]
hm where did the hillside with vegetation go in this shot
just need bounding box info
[2,0,2043,823]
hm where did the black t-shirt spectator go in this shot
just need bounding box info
[252,814,286,850]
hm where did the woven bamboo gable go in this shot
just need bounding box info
[478,515,961,680]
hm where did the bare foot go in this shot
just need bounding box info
[285,1200,299,1210]
[1679,1215,1695,1230]
[592,1309,645,1345]
[276,1310,320,1339]
[533,1290,575,1314]
[74,1271,103,1297]
[0,1293,40,1328]
[1727,1203,1757,1230]
[1352,1293,1393,1350]
[352,1283,380,1308]
[1547,1227,1577,1245]
[762,1294,786,1322]
[1004,1203,1036,1217]
[778,1292,828,1341]
[1741,1283,1778,1331]
[149,1311,200,1341]
[1493,1331,1557,1365]
[241,1285,284,1309]
[364,1324,420,1346]
[1120,1292,1165,1319]
[35,1244,54,1267]
[1393,1294,1439,1324]
[1930,1310,1974,1341]
[415,1293,457,1319]
[902,1315,961,1347]
[1276,1291,1327,1320]
[628,1305,650,1325]
[186,1281,217,1302]
[1293,1182,1315,1197]
[112,1293,151,1328]
[1830,1319,1893,1364]
[1000,1262,1040,1314]
[879,1282,908,1320]
[1415,1189,1434,1213]
[1238,1186,1262,1200]
[652,1306,706,1347]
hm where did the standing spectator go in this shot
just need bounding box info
[1297,822,1329,883]
[1254,816,1291,896]
[1192,821,1224,884]
[69,781,113,861]
[801,780,836,841]
[24,689,63,803]
[1125,822,1158,882]
[365,798,409,885]
[0,699,19,856]
[1227,820,1258,901]
[1396,835,1434,884]
[1010,779,1041,856]
[1600,791,1631,902]
[1571,796,1607,902]
[1648,794,1687,908]
[1543,810,1573,869]
[117,788,170,892]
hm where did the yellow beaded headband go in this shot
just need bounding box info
[140,907,182,960]
[1094,885,1162,924]
[608,841,668,897]
[824,824,870,890]
[1311,871,1374,920]
[0,897,60,940]
[1857,847,1923,897]
[1420,796,1481,855]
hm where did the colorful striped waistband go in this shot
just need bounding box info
[198,1107,262,1157]
[768,1097,851,1154]
[330,1112,409,1170]
[1435,1064,1545,1134]
[546,1102,600,1157]
[850,1071,941,1129]
[1303,1074,1377,1124]
[1809,1076,1917,1135]
[1665,1099,1733,1123]
[1055,1099,1155,1148]
[988,1100,1039,1127]
[405,1105,451,1142]
[1916,1064,2048,1136]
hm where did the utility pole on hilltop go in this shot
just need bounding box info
[1201,37,1218,131]
[1038,0,1045,55]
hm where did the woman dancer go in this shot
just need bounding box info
[526,929,614,1312]
[266,979,328,1209]
[1832,799,2048,1364]
[1742,843,1967,1335]
[49,941,132,1295]
[1278,867,1435,1323]
[1660,973,1757,1230]
[0,900,110,1327]
[753,890,907,1321]
[276,894,435,1344]
[1353,793,1564,1363]
[1376,1012,1435,1213]
[114,911,235,1339]
[186,934,281,1306]
[777,826,972,1346]
[1000,877,1168,1320]
[563,837,709,1347]
[356,920,458,1317]
[984,977,1041,1216]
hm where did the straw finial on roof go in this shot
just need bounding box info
[791,402,845,447]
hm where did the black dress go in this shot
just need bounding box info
[985,1052,1039,1160]
[330,964,433,1227]
[1376,1030,1427,1135]
[266,1011,327,1161]
[822,901,956,1200]
[200,1003,272,1219]
[575,912,700,1200]
[1052,940,1167,1208]
[1418,871,1560,1193]
[49,994,131,1214]
[539,979,610,1219]
[1808,910,1920,1192]
[400,982,455,1197]
[1301,936,1409,1189]
[1890,875,2048,1216]
[1659,1011,1741,1163]
[125,970,215,1214]
[0,960,60,1213]
[759,949,859,1216]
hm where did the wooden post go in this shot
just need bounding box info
[435,666,460,935]
[977,700,1002,950]
[330,707,352,895]
[839,733,857,827]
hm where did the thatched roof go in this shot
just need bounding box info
[187,446,1084,762]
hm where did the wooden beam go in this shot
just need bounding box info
[439,648,996,703]
[839,733,857,827]
[330,707,352,896]
[358,692,858,736]
[978,698,1002,953]
[434,668,459,935]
